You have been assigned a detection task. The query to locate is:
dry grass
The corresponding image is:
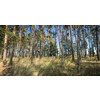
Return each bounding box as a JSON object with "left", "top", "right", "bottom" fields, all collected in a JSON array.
[{"left": 0, "top": 55, "right": 100, "bottom": 76}]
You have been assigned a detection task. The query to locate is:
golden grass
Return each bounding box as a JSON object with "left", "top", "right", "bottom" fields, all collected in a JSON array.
[{"left": 0, "top": 55, "right": 100, "bottom": 76}]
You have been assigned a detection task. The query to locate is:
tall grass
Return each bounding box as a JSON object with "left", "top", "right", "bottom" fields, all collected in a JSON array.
[{"left": 1, "top": 55, "right": 100, "bottom": 76}]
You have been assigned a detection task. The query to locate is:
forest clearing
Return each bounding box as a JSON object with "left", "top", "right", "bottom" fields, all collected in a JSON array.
[
  {"left": 0, "top": 55, "right": 100, "bottom": 76},
  {"left": 0, "top": 25, "right": 100, "bottom": 76}
]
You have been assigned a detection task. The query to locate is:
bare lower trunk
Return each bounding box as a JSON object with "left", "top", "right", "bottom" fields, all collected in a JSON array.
[
  {"left": 92, "top": 45, "right": 94, "bottom": 57},
  {"left": 17, "top": 25, "right": 24, "bottom": 61},
  {"left": 32, "top": 25, "right": 36, "bottom": 58},
  {"left": 70, "top": 25, "right": 75, "bottom": 61},
  {"left": 61, "top": 26, "right": 64, "bottom": 69},
  {"left": 8, "top": 43, "right": 14, "bottom": 66},
  {"left": 85, "top": 50, "right": 86, "bottom": 57},
  {"left": 96, "top": 25, "right": 100, "bottom": 60},
  {"left": 55, "top": 26, "right": 57, "bottom": 58},
  {"left": 1, "top": 48, "right": 4, "bottom": 59},
  {"left": 78, "top": 25, "right": 80, "bottom": 72},
  {"left": 2, "top": 25, "right": 8, "bottom": 66},
  {"left": 30, "top": 25, "right": 33, "bottom": 63},
  {"left": 41, "top": 25, "right": 44, "bottom": 58},
  {"left": 36, "top": 25, "right": 38, "bottom": 58},
  {"left": 48, "top": 28, "right": 50, "bottom": 57}
]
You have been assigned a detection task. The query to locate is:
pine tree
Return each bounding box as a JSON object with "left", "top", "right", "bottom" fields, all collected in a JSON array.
[
  {"left": 30, "top": 25, "right": 33, "bottom": 63},
  {"left": 61, "top": 25, "right": 64, "bottom": 69},
  {"left": 70, "top": 25, "right": 74, "bottom": 61},
  {"left": 78, "top": 25, "right": 80, "bottom": 72},
  {"left": 8, "top": 25, "right": 16, "bottom": 66},
  {"left": 2, "top": 25, "right": 8, "bottom": 66}
]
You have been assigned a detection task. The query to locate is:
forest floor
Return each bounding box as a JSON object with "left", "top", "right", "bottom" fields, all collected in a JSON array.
[{"left": 0, "top": 55, "right": 100, "bottom": 76}]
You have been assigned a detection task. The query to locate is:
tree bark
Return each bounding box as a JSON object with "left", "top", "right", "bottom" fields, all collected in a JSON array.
[
  {"left": 8, "top": 25, "right": 16, "bottom": 66},
  {"left": 96, "top": 25, "right": 100, "bottom": 60},
  {"left": 30, "top": 25, "right": 33, "bottom": 63},
  {"left": 61, "top": 26, "right": 64, "bottom": 69},
  {"left": 65, "top": 29, "right": 67, "bottom": 57},
  {"left": 75, "top": 29, "right": 78, "bottom": 56},
  {"left": 39, "top": 26, "right": 42, "bottom": 59},
  {"left": 17, "top": 25, "right": 24, "bottom": 61},
  {"left": 32, "top": 25, "right": 36, "bottom": 58},
  {"left": 55, "top": 26, "right": 57, "bottom": 58},
  {"left": 48, "top": 28, "right": 50, "bottom": 57},
  {"left": 70, "top": 25, "right": 75, "bottom": 61},
  {"left": 36, "top": 25, "right": 38, "bottom": 58},
  {"left": 42, "top": 25, "right": 44, "bottom": 57},
  {"left": 2, "top": 25, "right": 8, "bottom": 66},
  {"left": 78, "top": 25, "right": 80, "bottom": 72}
]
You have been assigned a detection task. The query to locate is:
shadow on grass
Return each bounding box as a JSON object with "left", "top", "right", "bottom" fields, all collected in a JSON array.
[
  {"left": 38, "top": 60, "right": 79, "bottom": 76},
  {"left": 1, "top": 58, "right": 100, "bottom": 76},
  {"left": 2, "top": 65, "right": 35, "bottom": 76},
  {"left": 79, "top": 62, "right": 100, "bottom": 76}
]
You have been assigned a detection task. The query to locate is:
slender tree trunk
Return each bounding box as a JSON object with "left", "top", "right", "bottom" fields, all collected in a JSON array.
[
  {"left": 36, "top": 25, "right": 38, "bottom": 58},
  {"left": 32, "top": 25, "right": 36, "bottom": 58},
  {"left": 42, "top": 25, "right": 44, "bottom": 57},
  {"left": 55, "top": 26, "right": 57, "bottom": 58},
  {"left": 18, "top": 25, "right": 24, "bottom": 61},
  {"left": 93, "top": 32, "right": 95, "bottom": 57},
  {"left": 61, "top": 26, "right": 64, "bottom": 69},
  {"left": 8, "top": 25, "right": 16, "bottom": 66},
  {"left": 82, "top": 27, "right": 86, "bottom": 57},
  {"left": 88, "top": 28, "right": 90, "bottom": 57},
  {"left": 8, "top": 43, "right": 13, "bottom": 66},
  {"left": 66, "top": 32, "right": 69, "bottom": 55},
  {"left": 75, "top": 29, "right": 78, "bottom": 56},
  {"left": 70, "top": 25, "right": 75, "bottom": 61},
  {"left": 78, "top": 25, "right": 80, "bottom": 72},
  {"left": 2, "top": 25, "right": 8, "bottom": 66},
  {"left": 39, "top": 26, "right": 42, "bottom": 59},
  {"left": 84, "top": 27, "right": 87, "bottom": 57},
  {"left": 1, "top": 48, "right": 4, "bottom": 59},
  {"left": 65, "top": 29, "right": 67, "bottom": 57},
  {"left": 96, "top": 25, "right": 100, "bottom": 60},
  {"left": 23, "top": 46, "right": 25, "bottom": 58},
  {"left": 30, "top": 25, "right": 33, "bottom": 64},
  {"left": 48, "top": 28, "right": 49, "bottom": 57}
]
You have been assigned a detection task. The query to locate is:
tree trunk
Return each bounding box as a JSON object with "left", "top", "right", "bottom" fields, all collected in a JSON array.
[
  {"left": 93, "top": 32, "right": 95, "bottom": 57},
  {"left": 75, "top": 29, "right": 78, "bottom": 56},
  {"left": 48, "top": 28, "right": 49, "bottom": 57},
  {"left": 65, "top": 29, "right": 67, "bottom": 57},
  {"left": 2, "top": 25, "right": 8, "bottom": 66},
  {"left": 61, "top": 26, "right": 64, "bottom": 69},
  {"left": 82, "top": 27, "right": 86, "bottom": 57},
  {"left": 8, "top": 25, "right": 16, "bottom": 66},
  {"left": 17, "top": 25, "right": 24, "bottom": 61},
  {"left": 96, "top": 25, "right": 100, "bottom": 60},
  {"left": 36, "top": 25, "right": 38, "bottom": 58},
  {"left": 70, "top": 25, "right": 74, "bottom": 61},
  {"left": 32, "top": 25, "right": 36, "bottom": 58},
  {"left": 8, "top": 43, "right": 14, "bottom": 66},
  {"left": 55, "top": 26, "right": 57, "bottom": 58},
  {"left": 39, "top": 26, "right": 42, "bottom": 59},
  {"left": 78, "top": 25, "right": 80, "bottom": 72},
  {"left": 88, "top": 28, "right": 90, "bottom": 57},
  {"left": 84, "top": 27, "right": 87, "bottom": 57},
  {"left": 42, "top": 25, "right": 44, "bottom": 57},
  {"left": 30, "top": 25, "right": 33, "bottom": 63},
  {"left": 1, "top": 48, "right": 4, "bottom": 59}
]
